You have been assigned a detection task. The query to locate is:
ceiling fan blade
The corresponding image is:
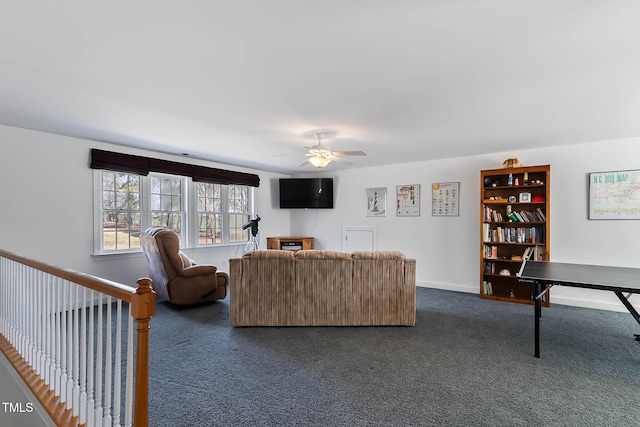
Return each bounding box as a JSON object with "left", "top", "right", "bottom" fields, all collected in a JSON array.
[
  {"left": 331, "top": 150, "right": 367, "bottom": 156},
  {"left": 298, "top": 159, "right": 311, "bottom": 166},
  {"left": 327, "top": 156, "right": 353, "bottom": 165}
]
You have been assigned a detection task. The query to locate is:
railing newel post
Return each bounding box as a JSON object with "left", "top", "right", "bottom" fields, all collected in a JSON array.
[{"left": 130, "top": 277, "right": 155, "bottom": 427}]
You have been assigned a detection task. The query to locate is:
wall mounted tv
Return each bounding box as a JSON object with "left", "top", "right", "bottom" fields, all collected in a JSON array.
[{"left": 279, "top": 178, "right": 334, "bottom": 209}]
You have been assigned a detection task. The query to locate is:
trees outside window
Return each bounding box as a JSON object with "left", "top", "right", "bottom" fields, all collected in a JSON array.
[{"left": 96, "top": 171, "right": 252, "bottom": 253}]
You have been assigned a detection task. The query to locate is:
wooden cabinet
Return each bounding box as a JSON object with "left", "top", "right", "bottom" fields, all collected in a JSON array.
[
  {"left": 480, "top": 165, "right": 550, "bottom": 306},
  {"left": 266, "top": 237, "right": 314, "bottom": 253}
]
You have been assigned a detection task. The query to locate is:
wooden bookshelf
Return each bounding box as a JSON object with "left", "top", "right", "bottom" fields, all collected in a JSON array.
[{"left": 480, "top": 165, "right": 550, "bottom": 306}]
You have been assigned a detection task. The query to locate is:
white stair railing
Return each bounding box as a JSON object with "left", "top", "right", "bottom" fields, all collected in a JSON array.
[{"left": 0, "top": 249, "right": 155, "bottom": 427}]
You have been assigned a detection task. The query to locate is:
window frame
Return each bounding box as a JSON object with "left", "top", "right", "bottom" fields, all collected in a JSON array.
[
  {"left": 148, "top": 173, "right": 187, "bottom": 241},
  {"left": 191, "top": 182, "right": 253, "bottom": 247},
  {"left": 93, "top": 170, "right": 254, "bottom": 255},
  {"left": 226, "top": 184, "right": 252, "bottom": 244},
  {"left": 94, "top": 170, "right": 144, "bottom": 254},
  {"left": 193, "top": 181, "right": 224, "bottom": 246}
]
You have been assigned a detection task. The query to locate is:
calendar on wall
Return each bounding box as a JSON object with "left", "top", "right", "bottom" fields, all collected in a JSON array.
[{"left": 432, "top": 182, "right": 459, "bottom": 216}]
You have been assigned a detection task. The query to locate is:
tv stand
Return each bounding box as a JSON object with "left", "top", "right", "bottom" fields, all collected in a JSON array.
[{"left": 266, "top": 237, "right": 314, "bottom": 253}]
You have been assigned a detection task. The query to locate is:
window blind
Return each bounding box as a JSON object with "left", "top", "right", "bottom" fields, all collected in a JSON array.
[{"left": 90, "top": 148, "right": 260, "bottom": 187}]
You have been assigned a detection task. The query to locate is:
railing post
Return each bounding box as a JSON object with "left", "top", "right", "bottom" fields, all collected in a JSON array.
[{"left": 130, "top": 278, "right": 155, "bottom": 427}]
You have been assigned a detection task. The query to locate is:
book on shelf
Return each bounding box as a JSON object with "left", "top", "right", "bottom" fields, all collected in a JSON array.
[
  {"left": 483, "top": 223, "right": 490, "bottom": 242},
  {"left": 484, "top": 205, "right": 546, "bottom": 224},
  {"left": 482, "top": 281, "right": 493, "bottom": 295},
  {"left": 484, "top": 262, "right": 496, "bottom": 274},
  {"left": 506, "top": 209, "right": 545, "bottom": 223},
  {"left": 485, "top": 226, "right": 545, "bottom": 244},
  {"left": 534, "top": 245, "right": 547, "bottom": 261},
  {"left": 484, "top": 205, "right": 505, "bottom": 222},
  {"left": 521, "top": 245, "right": 547, "bottom": 261},
  {"left": 484, "top": 245, "right": 498, "bottom": 258}
]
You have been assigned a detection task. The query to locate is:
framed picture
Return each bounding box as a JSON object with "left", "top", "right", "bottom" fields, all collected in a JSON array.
[
  {"left": 365, "top": 187, "right": 387, "bottom": 217},
  {"left": 519, "top": 192, "right": 531, "bottom": 203},
  {"left": 396, "top": 184, "right": 421, "bottom": 216},
  {"left": 432, "top": 182, "right": 459, "bottom": 216},
  {"left": 589, "top": 169, "right": 640, "bottom": 219}
]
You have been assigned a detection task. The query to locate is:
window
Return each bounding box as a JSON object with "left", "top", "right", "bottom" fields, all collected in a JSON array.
[
  {"left": 150, "top": 175, "right": 185, "bottom": 239},
  {"left": 197, "top": 182, "right": 222, "bottom": 245},
  {"left": 228, "top": 185, "right": 251, "bottom": 243},
  {"left": 195, "top": 183, "right": 251, "bottom": 245},
  {"left": 101, "top": 172, "right": 141, "bottom": 251},
  {"left": 95, "top": 171, "right": 252, "bottom": 253}
]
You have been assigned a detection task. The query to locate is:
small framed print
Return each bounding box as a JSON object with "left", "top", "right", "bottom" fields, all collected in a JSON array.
[
  {"left": 396, "top": 184, "right": 421, "bottom": 216},
  {"left": 365, "top": 187, "right": 387, "bottom": 217},
  {"left": 432, "top": 182, "right": 459, "bottom": 216},
  {"left": 519, "top": 192, "right": 531, "bottom": 203}
]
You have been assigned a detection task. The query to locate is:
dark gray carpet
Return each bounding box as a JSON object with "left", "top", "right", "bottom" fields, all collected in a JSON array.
[{"left": 147, "top": 288, "right": 640, "bottom": 426}]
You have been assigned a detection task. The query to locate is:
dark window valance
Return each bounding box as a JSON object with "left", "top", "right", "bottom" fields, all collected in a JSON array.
[{"left": 90, "top": 149, "right": 260, "bottom": 187}]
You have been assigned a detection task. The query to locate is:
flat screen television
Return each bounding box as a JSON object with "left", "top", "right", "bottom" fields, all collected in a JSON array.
[{"left": 279, "top": 178, "right": 334, "bottom": 209}]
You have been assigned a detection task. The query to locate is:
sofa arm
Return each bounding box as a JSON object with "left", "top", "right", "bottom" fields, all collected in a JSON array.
[
  {"left": 182, "top": 264, "right": 217, "bottom": 278},
  {"left": 404, "top": 258, "right": 416, "bottom": 283}
]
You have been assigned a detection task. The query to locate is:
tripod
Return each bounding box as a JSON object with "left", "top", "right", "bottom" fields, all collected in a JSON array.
[{"left": 243, "top": 232, "right": 259, "bottom": 253}]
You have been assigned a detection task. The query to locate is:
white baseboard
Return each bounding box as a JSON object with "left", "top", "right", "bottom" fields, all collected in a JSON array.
[
  {"left": 416, "top": 281, "right": 629, "bottom": 313},
  {"left": 549, "top": 295, "right": 627, "bottom": 313},
  {"left": 417, "top": 280, "right": 476, "bottom": 295}
]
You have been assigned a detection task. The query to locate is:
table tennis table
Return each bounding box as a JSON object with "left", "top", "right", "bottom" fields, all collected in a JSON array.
[{"left": 517, "top": 260, "right": 640, "bottom": 358}]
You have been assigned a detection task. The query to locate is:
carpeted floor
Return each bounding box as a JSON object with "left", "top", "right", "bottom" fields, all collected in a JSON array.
[{"left": 147, "top": 287, "right": 640, "bottom": 426}]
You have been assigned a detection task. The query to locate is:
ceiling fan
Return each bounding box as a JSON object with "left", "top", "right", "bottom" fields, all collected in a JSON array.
[{"left": 299, "top": 133, "right": 367, "bottom": 168}]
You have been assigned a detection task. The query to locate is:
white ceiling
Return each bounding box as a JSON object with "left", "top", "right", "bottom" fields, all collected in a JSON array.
[{"left": 2, "top": 1, "right": 640, "bottom": 174}]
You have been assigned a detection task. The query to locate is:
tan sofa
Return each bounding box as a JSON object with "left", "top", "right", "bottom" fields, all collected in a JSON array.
[{"left": 229, "top": 250, "right": 416, "bottom": 327}]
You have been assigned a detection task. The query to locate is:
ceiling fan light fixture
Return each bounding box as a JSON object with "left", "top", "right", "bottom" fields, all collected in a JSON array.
[
  {"left": 297, "top": 131, "right": 366, "bottom": 168},
  {"left": 309, "top": 156, "right": 331, "bottom": 168}
]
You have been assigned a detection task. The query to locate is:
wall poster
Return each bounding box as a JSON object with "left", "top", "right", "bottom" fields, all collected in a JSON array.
[
  {"left": 432, "top": 182, "right": 460, "bottom": 216},
  {"left": 365, "top": 187, "right": 387, "bottom": 217},
  {"left": 396, "top": 184, "right": 420, "bottom": 216},
  {"left": 589, "top": 170, "right": 640, "bottom": 219}
]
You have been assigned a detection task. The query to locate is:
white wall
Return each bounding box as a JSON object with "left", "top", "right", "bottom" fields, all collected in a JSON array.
[
  {"left": 289, "top": 137, "right": 640, "bottom": 312},
  {"left": 0, "top": 124, "right": 290, "bottom": 286},
  {"left": 2, "top": 123, "right": 639, "bottom": 312}
]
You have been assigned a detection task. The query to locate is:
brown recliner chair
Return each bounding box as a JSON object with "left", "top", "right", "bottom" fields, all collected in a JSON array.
[{"left": 140, "top": 227, "right": 228, "bottom": 305}]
